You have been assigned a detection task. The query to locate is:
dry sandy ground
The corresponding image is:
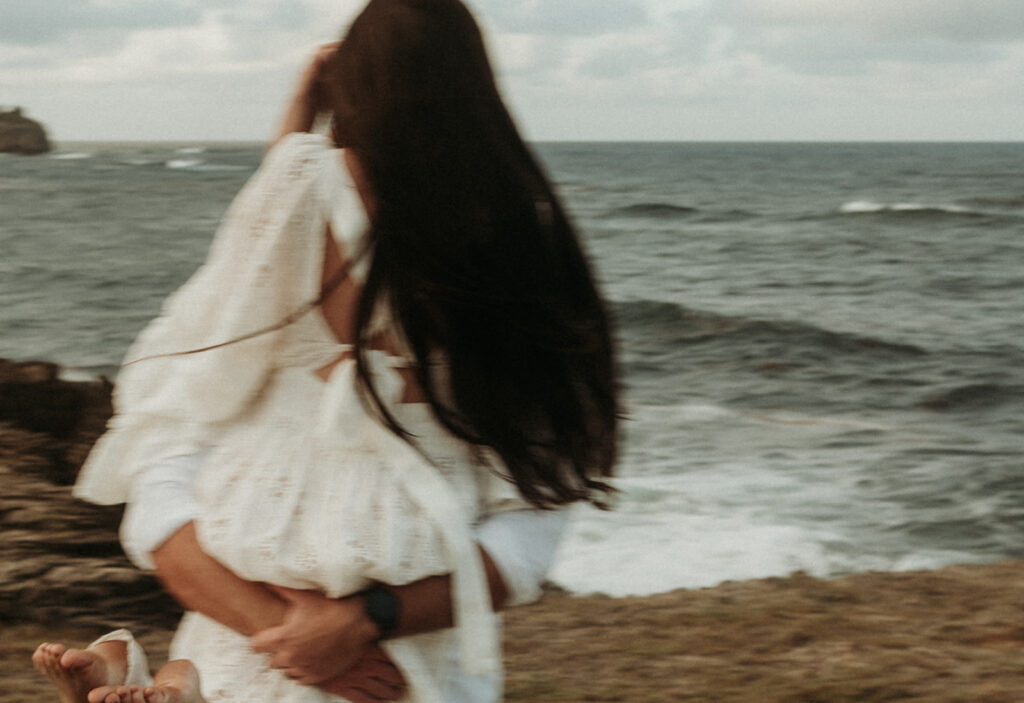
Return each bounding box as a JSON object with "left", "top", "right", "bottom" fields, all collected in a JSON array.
[{"left": 4, "top": 561, "right": 1024, "bottom": 702}]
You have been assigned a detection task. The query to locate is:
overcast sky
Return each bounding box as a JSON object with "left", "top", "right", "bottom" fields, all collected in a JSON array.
[{"left": 1, "top": 0, "right": 1022, "bottom": 142}]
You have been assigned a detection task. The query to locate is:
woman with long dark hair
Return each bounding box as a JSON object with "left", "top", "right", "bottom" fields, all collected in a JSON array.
[{"left": 33, "top": 1, "right": 618, "bottom": 702}]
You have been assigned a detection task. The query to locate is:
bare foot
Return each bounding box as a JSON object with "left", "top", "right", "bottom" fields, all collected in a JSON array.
[
  {"left": 145, "top": 660, "right": 205, "bottom": 703},
  {"left": 87, "top": 686, "right": 145, "bottom": 703},
  {"left": 142, "top": 683, "right": 199, "bottom": 703},
  {"left": 87, "top": 685, "right": 147, "bottom": 703},
  {"left": 32, "top": 642, "right": 126, "bottom": 703},
  {"left": 91, "top": 659, "right": 204, "bottom": 703}
]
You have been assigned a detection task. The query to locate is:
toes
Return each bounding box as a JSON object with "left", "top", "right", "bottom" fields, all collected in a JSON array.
[
  {"left": 31, "top": 643, "right": 50, "bottom": 669},
  {"left": 32, "top": 643, "right": 63, "bottom": 677},
  {"left": 112, "top": 685, "right": 141, "bottom": 703},
  {"left": 61, "top": 647, "right": 94, "bottom": 671},
  {"left": 46, "top": 642, "right": 69, "bottom": 658},
  {"left": 88, "top": 686, "right": 118, "bottom": 703},
  {"left": 142, "top": 687, "right": 167, "bottom": 703},
  {"left": 33, "top": 642, "right": 62, "bottom": 662}
]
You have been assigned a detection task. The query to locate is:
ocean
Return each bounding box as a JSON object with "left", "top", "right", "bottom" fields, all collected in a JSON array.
[{"left": 2, "top": 141, "right": 1023, "bottom": 596}]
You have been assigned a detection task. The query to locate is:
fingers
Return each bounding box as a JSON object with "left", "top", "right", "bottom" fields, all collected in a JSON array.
[
  {"left": 331, "top": 688, "right": 376, "bottom": 703},
  {"left": 251, "top": 636, "right": 312, "bottom": 681},
  {"left": 355, "top": 675, "right": 408, "bottom": 701},
  {"left": 317, "top": 647, "right": 407, "bottom": 702},
  {"left": 250, "top": 623, "right": 291, "bottom": 655},
  {"left": 347, "top": 646, "right": 405, "bottom": 688},
  {"left": 282, "top": 667, "right": 325, "bottom": 686},
  {"left": 316, "top": 42, "right": 341, "bottom": 59},
  {"left": 330, "top": 681, "right": 408, "bottom": 703},
  {"left": 349, "top": 658, "right": 404, "bottom": 688},
  {"left": 265, "top": 651, "right": 334, "bottom": 686}
]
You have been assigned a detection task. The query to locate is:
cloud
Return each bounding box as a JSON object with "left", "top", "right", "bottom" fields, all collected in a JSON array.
[
  {"left": 0, "top": 0, "right": 203, "bottom": 45},
  {"left": 473, "top": 0, "right": 648, "bottom": 36},
  {"left": 718, "top": 0, "right": 1024, "bottom": 44},
  {"left": 580, "top": 44, "right": 668, "bottom": 79},
  {"left": 2, "top": 0, "right": 1022, "bottom": 140},
  {"left": 0, "top": 1, "right": 328, "bottom": 87},
  {"left": 687, "top": 0, "right": 1023, "bottom": 83}
]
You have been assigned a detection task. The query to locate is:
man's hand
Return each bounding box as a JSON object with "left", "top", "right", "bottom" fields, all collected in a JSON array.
[
  {"left": 250, "top": 585, "right": 380, "bottom": 685},
  {"left": 318, "top": 646, "right": 408, "bottom": 702}
]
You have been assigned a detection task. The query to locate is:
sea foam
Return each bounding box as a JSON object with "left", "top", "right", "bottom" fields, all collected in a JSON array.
[{"left": 839, "top": 200, "right": 974, "bottom": 215}]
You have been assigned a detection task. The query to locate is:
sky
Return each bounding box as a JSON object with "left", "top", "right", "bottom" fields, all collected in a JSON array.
[{"left": 1, "top": 0, "right": 1022, "bottom": 142}]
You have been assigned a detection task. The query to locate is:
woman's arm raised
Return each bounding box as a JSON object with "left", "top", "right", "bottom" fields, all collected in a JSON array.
[{"left": 270, "top": 44, "right": 338, "bottom": 149}]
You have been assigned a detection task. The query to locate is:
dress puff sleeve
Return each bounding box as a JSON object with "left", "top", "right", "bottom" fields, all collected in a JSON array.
[{"left": 75, "top": 133, "right": 340, "bottom": 506}]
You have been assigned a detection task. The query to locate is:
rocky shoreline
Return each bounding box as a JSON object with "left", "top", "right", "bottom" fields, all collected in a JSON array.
[
  {"left": 0, "top": 359, "right": 180, "bottom": 633},
  {"left": 2, "top": 359, "right": 1022, "bottom": 701},
  {"left": 0, "top": 108, "right": 51, "bottom": 155}
]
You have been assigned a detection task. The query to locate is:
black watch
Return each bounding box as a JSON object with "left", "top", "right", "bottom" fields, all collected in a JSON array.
[{"left": 361, "top": 583, "right": 400, "bottom": 640}]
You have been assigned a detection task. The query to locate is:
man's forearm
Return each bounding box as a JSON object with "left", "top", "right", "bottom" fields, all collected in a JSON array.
[
  {"left": 378, "top": 547, "right": 509, "bottom": 639},
  {"left": 152, "top": 521, "right": 289, "bottom": 636},
  {"left": 151, "top": 521, "right": 510, "bottom": 641}
]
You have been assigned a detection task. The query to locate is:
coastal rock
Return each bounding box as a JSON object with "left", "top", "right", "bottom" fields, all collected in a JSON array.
[
  {"left": 0, "top": 359, "right": 181, "bottom": 631},
  {"left": 0, "top": 107, "right": 51, "bottom": 155}
]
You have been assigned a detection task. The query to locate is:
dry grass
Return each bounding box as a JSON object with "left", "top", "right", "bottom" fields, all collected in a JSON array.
[
  {"left": 5, "top": 562, "right": 1024, "bottom": 702},
  {"left": 502, "top": 563, "right": 1024, "bottom": 703}
]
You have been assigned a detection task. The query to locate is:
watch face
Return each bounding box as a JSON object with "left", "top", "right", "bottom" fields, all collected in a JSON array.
[{"left": 364, "top": 585, "right": 400, "bottom": 638}]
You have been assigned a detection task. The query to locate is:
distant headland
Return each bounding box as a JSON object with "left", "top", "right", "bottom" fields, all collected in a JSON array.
[{"left": 0, "top": 106, "right": 51, "bottom": 154}]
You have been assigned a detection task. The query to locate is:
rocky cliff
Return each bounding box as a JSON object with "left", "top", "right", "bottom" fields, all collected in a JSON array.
[
  {"left": 0, "top": 359, "right": 180, "bottom": 631},
  {"left": 0, "top": 108, "right": 51, "bottom": 155}
]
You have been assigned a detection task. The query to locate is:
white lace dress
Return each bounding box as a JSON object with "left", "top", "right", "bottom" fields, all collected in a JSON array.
[
  {"left": 75, "top": 133, "right": 511, "bottom": 703},
  {"left": 173, "top": 358, "right": 497, "bottom": 703}
]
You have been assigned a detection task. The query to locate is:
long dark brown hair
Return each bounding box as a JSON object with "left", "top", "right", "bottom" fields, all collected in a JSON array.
[{"left": 329, "top": 0, "right": 619, "bottom": 508}]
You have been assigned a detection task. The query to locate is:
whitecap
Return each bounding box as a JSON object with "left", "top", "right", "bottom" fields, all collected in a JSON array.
[
  {"left": 165, "top": 158, "right": 204, "bottom": 170},
  {"left": 50, "top": 152, "right": 95, "bottom": 160},
  {"left": 175, "top": 146, "right": 206, "bottom": 155},
  {"left": 838, "top": 200, "right": 885, "bottom": 213},
  {"left": 839, "top": 200, "right": 977, "bottom": 215},
  {"left": 891, "top": 202, "right": 970, "bottom": 213},
  {"left": 189, "top": 163, "right": 247, "bottom": 172},
  {"left": 549, "top": 498, "right": 841, "bottom": 596}
]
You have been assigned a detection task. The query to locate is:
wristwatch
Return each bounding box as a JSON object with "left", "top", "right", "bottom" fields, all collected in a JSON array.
[{"left": 361, "top": 583, "right": 400, "bottom": 640}]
